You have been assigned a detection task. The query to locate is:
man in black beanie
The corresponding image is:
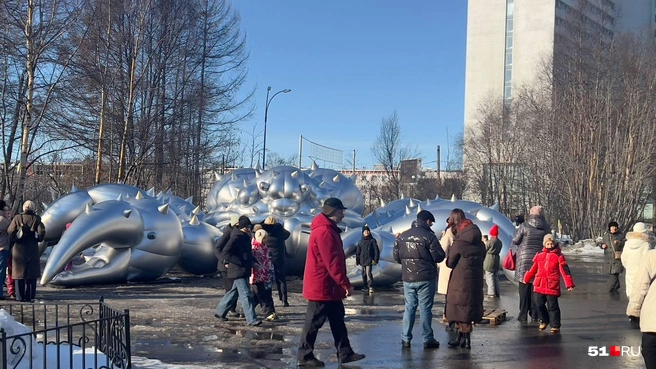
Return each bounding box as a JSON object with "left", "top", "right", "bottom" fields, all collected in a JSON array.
[
  {"left": 600, "top": 221, "right": 625, "bottom": 293},
  {"left": 394, "top": 210, "right": 445, "bottom": 349}
]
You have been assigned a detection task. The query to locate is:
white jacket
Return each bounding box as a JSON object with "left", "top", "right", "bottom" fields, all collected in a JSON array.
[
  {"left": 621, "top": 231, "right": 652, "bottom": 298},
  {"left": 626, "top": 249, "right": 656, "bottom": 332}
]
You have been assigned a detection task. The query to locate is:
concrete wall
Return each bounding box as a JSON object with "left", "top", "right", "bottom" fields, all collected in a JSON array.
[
  {"left": 463, "top": 0, "right": 507, "bottom": 133},
  {"left": 512, "top": 1, "right": 556, "bottom": 89}
]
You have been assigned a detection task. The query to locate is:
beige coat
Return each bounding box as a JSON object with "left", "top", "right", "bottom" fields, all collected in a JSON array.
[
  {"left": 626, "top": 249, "right": 656, "bottom": 332},
  {"left": 438, "top": 227, "right": 455, "bottom": 295},
  {"left": 622, "top": 231, "right": 652, "bottom": 298}
]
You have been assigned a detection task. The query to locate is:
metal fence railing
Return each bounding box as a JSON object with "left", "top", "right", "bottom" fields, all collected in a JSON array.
[{"left": 0, "top": 297, "right": 131, "bottom": 369}]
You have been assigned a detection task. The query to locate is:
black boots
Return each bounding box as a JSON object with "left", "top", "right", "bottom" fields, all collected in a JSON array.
[
  {"left": 447, "top": 332, "right": 462, "bottom": 348},
  {"left": 460, "top": 333, "right": 471, "bottom": 349},
  {"left": 447, "top": 332, "right": 471, "bottom": 349}
]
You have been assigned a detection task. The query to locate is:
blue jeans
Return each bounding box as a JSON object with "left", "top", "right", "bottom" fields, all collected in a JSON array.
[
  {"left": 0, "top": 250, "right": 8, "bottom": 298},
  {"left": 215, "top": 277, "right": 259, "bottom": 325},
  {"left": 402, "top": 279, "right": 436, "bottom": 343}
]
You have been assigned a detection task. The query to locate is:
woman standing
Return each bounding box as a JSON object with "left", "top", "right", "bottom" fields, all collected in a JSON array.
[
  {"left": 445, "top": 209, "right": 486, "bottom": 349},
  {"left": 261, "top": 216, "right": 291, "bottom": 306},
  {"left": 8, "top": 200, "right": 45, "bottom": 302},
  {"left": 622, "top": 222, "right": 653, "bottom": 299},
  {"left": 484, "top": 225, "right": 503, "bottom": 298}
]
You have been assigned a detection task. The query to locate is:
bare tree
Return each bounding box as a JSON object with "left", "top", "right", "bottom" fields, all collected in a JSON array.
[{"left": 370, "top": 111, "right": 419, "bottom": 203}]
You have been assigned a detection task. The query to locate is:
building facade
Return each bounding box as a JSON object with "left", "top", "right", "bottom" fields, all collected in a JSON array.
[{"left": 464, "top": 0, "right": 654, "bottom": 134}]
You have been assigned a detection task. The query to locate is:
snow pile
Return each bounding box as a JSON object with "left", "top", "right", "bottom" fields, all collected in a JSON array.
[
  {"left": 560, "top": 239, "right": 604, "bottom": 255},
  {"left": 1, "top": 309, "right": 211, "bottom": 369},
  {"left": 1, "top": 309, "right": 118, "bottom": 369}
]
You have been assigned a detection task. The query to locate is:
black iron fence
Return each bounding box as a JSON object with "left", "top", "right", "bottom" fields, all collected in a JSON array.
[{"left": 0, "top": 297, "right": 131, "bottom": 369}]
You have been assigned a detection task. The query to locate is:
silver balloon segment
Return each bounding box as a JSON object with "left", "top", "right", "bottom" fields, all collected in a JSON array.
[{"left": 40, "top": 164, "right": 514, "bottom": 287}]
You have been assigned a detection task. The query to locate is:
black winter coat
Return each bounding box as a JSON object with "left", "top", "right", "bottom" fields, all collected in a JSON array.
[
  {"left": 214, "top": 224, "right": 234, "bottom": 272},
  {"left": 445, "top": 222, "right": 485, "bottom": 324},
  {"left": 356, "top": 236, "right": 379, "bottom": 266},
  {"left": 393, "top": 222, "right": 445, "bottom": 282},
  {"left": 9, "top": 211, "right": 46, "bottom": 280},
  {"left": 222, "top": 227, "right": 254, "bottom": 279},
  {"left": 513, "top": 215, "right": 550, "bottom": 283},
  {"left": 261, "top": 223, "right": 290, "bottom": 264}
]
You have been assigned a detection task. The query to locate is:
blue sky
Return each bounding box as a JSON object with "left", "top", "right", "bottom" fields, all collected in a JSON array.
[{"left": 232, "top": 1, "right": 467, "bottom": 169}]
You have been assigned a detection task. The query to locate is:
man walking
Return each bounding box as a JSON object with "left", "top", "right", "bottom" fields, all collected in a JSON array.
[
  {"left": 601, "top": 221, "right": 625, "bottom": 293},
  {"left": 214, "top": 216, "right": 261, "bottom": 326},
  {"left": 393, "top": 210, "right": 445, "bottom": 349},
  {"left": 297, "top": 198, "right": 365, "bottom": 367}
]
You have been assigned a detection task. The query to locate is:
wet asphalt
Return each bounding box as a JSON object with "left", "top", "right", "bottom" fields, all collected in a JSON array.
[{"left": 20, "top": 254, "right": 647, "bottom": 369}]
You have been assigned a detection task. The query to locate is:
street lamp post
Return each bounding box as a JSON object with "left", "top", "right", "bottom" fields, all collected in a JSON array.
[{"left": 263, "top": 86, "right": 291, "bottom": 169}]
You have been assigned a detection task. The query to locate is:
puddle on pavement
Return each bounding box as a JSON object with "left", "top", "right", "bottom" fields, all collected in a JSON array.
[
  {"left": 133, "top": 337, "right": 285, "bottom": 363},
  {"left": 224, "top": 327, "right": 285, "bottom": 341}
]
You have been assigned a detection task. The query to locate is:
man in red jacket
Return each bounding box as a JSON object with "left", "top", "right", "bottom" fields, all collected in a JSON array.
[{"left": 297, "top": 198, "right": 365, "bottom": 367}]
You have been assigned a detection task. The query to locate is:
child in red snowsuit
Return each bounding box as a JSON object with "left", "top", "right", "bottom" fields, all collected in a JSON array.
[{"left": 524, "top": 234, "right": 575, "bottom": 333}]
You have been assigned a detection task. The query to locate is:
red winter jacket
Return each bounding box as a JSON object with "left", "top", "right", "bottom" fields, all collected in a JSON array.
[
  {"left": 523, "top": 245, "right": 574, "bottom": 296},
  {"left": 302, "top": 213, "right": 351, "bottom": 301}
]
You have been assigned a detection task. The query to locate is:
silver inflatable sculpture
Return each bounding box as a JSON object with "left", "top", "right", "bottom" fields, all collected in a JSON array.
[
  {"left": 346, "top": 195, "right": 516, "bottom": 287},
  {"left": 204, "top": 163, "right": 365, "bottom": 276},
  {"left": 40, "top": 185, "right": 220, "bottom": 286},
  {"left": 40, "top": 162, "right": 514, "bottom": 288}
]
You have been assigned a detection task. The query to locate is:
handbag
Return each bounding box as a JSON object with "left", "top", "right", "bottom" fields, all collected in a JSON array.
[{"left": 502, "top": 248, "right": 516, "bottom": 271}]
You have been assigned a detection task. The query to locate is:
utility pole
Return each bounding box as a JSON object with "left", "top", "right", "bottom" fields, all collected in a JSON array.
[
  {"left": 352, "top": 150, "right": 356, "bottom": 173},
  {"left": 437, "top": 145, "right": 441, "bottom": 184}
]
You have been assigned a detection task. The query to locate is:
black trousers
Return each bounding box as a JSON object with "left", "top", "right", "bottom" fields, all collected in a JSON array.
[
  {"left": 15, "top": 279, "right": 36, "bottom": 302},
  {"left": 298, "top": 300, "right": 354, "bottom": 360},
  {"left": 251, "top": 282, "right": 275, "bottom": 316},
  {"left": 362, "top": 266, "right": 374, "bottom": 288},
  {"left": 643, "top": 332, "right": 656, "bottom": 369},
  {"left": 607, "top": 273, "right": 621, "bottom": 292},
  {"left": 518, "top": 282, "right": 537, "bottom": 320},
  {"left": 272, "top": 260, "right": 288, "bottom": 303},
  {"left": 533, "top": 293, "right": 561, "bottom": 328}
]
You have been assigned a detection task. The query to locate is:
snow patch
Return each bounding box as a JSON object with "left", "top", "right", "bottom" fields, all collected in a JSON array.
[{"left": 560, "top": 239, "right": 604, "bottom": 255}]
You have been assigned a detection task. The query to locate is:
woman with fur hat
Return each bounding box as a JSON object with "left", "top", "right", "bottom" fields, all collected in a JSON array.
[
  {"left": 523, "top": 234, "right": 575, "bottom": 333},
  {"left": 622, "top": 222, "right": 654, "bottom": 299},
  {"left": 250, "top": 228, "right": 276, "bottom": 321},
  {"left": 600, "top": 221, "right": 625, "bottom": 293},
  {"left": 356, "top": 225, "right": 379, "bottom": 294}
]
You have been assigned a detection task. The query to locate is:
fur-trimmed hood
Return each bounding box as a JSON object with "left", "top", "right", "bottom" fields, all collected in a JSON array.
[
  {"left": 625, "top": 231, "right": 652, "bottom": 251},
  {"left": 626, "top": 231, "right": 650, "bottom": 242}
]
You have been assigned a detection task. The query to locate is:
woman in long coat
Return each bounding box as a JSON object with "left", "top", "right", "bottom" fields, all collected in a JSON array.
[
  {"left": 8, "top": 200, "right": 45, "bottom": 302},
  {"left": 445, "top": 208, "right": 485, "bottom": 349}
]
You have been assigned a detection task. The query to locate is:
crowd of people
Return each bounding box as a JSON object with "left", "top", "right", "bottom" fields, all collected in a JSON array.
[{"left": 1, "top": 194, "right": 653, "bottom": 367}]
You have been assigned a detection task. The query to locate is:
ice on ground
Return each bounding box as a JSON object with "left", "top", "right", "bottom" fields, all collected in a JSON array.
[{"left": 560, "top": 239, "right": 604, "bottom": 256}]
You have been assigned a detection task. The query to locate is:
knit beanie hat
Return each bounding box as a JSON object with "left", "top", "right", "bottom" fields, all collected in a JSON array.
[
  {"left": 633, "top": 222, "right": 647, "bottom": 233},
  {"left": 417, "top": 210, "right": 436, "bottom": 223},
  {"left": 608, "top": 221, "right": 619, "bottom": 231},
  {"left": 543, "top": 234, "right": 555, "bottom": 246},
  {"left": 254, "top": 229, "right": 267, "bottom": 244},
  {"left": 489, "top": 225, "right": 499, "bottom": 237},
  {"left": 529, "top": 206, "right": 544, "bottom": 216},
  {"left": 362, "top": 225, "right": 370, "bottom": 233}
]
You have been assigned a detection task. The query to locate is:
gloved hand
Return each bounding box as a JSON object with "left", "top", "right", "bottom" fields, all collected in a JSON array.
[{"left": 372, "top": 261, "right": 377, "bottom": 266}]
